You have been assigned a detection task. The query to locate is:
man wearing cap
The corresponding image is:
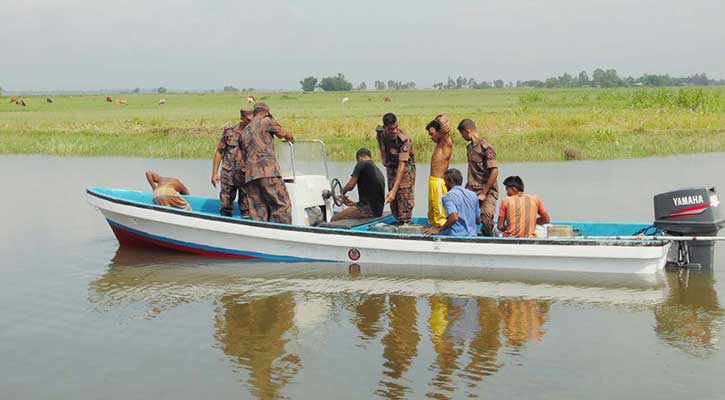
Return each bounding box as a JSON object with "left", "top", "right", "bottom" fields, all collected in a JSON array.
[
  {"left": 239, "top": 103, "right": 295, "bottom": 224},
  {"left": 212, "top": 109, "right": 253, "bottom": 217},
  {"left": 376, "top": 112, "right": 416, "bottom": 224},
  {"left": 457, "top": 118, "right": 499, "bottom": 236}
]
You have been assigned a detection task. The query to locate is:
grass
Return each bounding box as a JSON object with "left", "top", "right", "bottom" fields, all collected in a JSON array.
[{"left": 1, "top": 87, "right": 724, "bottom": 163}]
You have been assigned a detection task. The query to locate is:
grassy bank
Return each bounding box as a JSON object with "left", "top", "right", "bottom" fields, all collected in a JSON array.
[{"left": 1, "top": 87, "right": 723, "bottom": 163}]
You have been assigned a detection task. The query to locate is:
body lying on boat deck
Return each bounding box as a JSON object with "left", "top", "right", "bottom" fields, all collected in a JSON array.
[{"left": 86, "top": 187, "right": 672, "bottom": 274}]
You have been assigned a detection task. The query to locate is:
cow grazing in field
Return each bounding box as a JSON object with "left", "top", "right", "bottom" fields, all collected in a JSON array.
[
  {"left": 159, "top": 99, "right": 167, "bottom": 105},
  {"left": 46, "top": 98, "right": 53, "bottom": 103},
  {"left": 342, "top": 97, "right": 349, "bottom": 104},
  {"left": 115, "top": 98, "right": 128, "bottom": 105},
  {"left": 106, "top": 96, "right": 113, "bottom": 103},
  {"left": 383, "top": 96, "right": 392, "bottom": 102},
  {"left": 10, "top": 97, "right": 18, "bottom": 104},
  {"left": 246, "top": 96, "right": 256, "bottom": 104},
  {"left": 18, "top": 99, "right": 27, "bottom": 106}
]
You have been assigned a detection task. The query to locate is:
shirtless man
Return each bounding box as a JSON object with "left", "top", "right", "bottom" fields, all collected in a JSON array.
[
  {"left": 145, "top": 171, "right": 191, "bottom": 210},
  {"left": 426, "top": 114, "right": 453, "bottom": 227}
]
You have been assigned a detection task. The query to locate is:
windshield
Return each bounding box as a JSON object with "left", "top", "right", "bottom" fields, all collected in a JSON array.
[{"left": 276, "top": 139, "right": 329, "bottom": 180}]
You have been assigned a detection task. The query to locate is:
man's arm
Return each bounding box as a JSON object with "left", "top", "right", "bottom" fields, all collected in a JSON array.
[
  {"left": 497, "top": 201, "right": 508, "bottom": 232},
  {"left": 424, "top": 213, "right": 458, "bottom": 235},
  {"left": 479, "top": 167, "right": 498, "bottom": 201},
  {"left": 211, "top": 151, "right": 222, "bottom": 188},
  {"left": 386, "top": 159, "right": 406, "bottom": 204},
  {"left": 342, "top": 176, "right": 359, "bottom": 194},
  {"left": 176, "top": 181, "right": 190, "bottom": 195},
  {"left": 145, "top": 171, "right": 158, "bottom": 190},
  {"left": 536, "top": 199, "right": 551, "bottom": 225},
  {"left": 376, "top": 127, "right": 386, "bottom": 164},
  {"left": 269, "top": 119, "right": 295, "bottom": 143}
]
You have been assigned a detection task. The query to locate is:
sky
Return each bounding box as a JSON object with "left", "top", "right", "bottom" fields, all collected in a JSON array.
[{"left": 1, "top": 0, "right": 724, "bottom": 91}]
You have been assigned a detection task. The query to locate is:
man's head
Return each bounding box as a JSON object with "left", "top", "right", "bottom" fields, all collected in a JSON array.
[
  {"left": 503, "top": 175, "right": 525, "bottom": 196},
  {"left": 382, "top": 113, "right": 399, "bottom": 136},
  {"left": 355, "top": 147, "right": 372, "bottom": 162},
  {"left": 444, "top": 168, "right": 464, "bottom": 191},
  {"left": 253, "top": 102, "right": 271, "bottom": 118},
  {"left": 240, "top": 109, "right": 253, "bottom": 126},
  {"left": 457, "top": 119, "right": 476, "bottom": 141},
  {"left": 426, "top": 119, "right": 444, "bottom": 143}
]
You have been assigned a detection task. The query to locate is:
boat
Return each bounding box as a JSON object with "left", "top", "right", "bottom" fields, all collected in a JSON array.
[{"left": 86, "top": 140, "right": 724, "bottom": 275}]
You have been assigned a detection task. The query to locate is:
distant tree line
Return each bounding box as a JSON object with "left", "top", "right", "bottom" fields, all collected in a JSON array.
[
  {"left": 299, "top": 75, "right": 416, "bottom": 91},
  {"left": 373, "top": 80, "right": 416, "bottom": 90},
  {"left": 434, "top": 70, "right": 724, "bottom": 90}
]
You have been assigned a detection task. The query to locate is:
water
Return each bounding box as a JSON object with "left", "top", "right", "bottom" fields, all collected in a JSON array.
[{"left": 1, "top": 153, "right": 725, "bottom": 399}]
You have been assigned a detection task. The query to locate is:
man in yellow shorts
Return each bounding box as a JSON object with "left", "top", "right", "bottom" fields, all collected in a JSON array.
[{"left": 426, "top": 114, "right": 453, "bottom": 227}]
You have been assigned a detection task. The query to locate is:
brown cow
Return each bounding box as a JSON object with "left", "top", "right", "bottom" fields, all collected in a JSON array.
[
  {"left": 10, "top": 97, "right": 18, "bottom": 104},
  {"left": 115, "top": 98, "right": 128, "bottom": 105},
  {"left": 19, "top": 99, "right": 27, "bottom": 106},
  {"left": 106, "top": 96, "right": 113, "bottom": 103},
  {"left": 46, "top": 98, "right": 53, "bottom": 103},
  {"left": 383, "top": 96, "right": 392, "bottom": 102}
]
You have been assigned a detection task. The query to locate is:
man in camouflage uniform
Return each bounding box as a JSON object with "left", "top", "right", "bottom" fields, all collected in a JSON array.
[
  {"left": 457, "top": 118, "right": 499, "bottom": 236},
  {"left": 211, "top": 109, "right": 253, "bottom": 217},
  {"left": 239, "top": 103, "right": 295, "bottom": 224},
  {"left": 376, "top": 112, "right": 416, "bottom": 224}
]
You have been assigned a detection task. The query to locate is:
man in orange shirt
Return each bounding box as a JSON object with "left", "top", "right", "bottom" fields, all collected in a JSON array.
[{"left": 497, "top": 176, "right": 550, "bottom": 238}]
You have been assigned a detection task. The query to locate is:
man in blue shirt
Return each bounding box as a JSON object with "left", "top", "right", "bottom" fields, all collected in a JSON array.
[{"left": 424, "top": 168, "right": 480, "bottom": 237}]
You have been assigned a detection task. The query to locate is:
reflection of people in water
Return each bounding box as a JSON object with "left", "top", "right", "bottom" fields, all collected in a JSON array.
[
  {"left": 214, "top": 293, "right": 300, "bottom": 400},
  {"left": 499, "top": 299, "right": 550, "bottom": 347},
  {"left": 345, "top": 293, "right": 387, "bottom": 342},
  {"left": 377, "top": 295, "right": 420, "bottom": 400},
  {"left": 427, "top": 296, "right": 465, "bottom": 396},
  {"left": 655, "top": 269, "right": 723, "bottom": 353}
]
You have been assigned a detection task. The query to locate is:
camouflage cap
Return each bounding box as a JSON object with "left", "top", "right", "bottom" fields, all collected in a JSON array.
[
  {"left": 240, "top": 108, "right": 253, "bottom": 119},
  {"left": 253, "top": 102, "right": 271, "bottom": 113}
]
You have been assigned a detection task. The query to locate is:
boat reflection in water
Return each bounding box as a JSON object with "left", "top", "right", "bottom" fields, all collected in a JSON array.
[{"left": 89, "top": 248, "right": 723, "bottom": 399}]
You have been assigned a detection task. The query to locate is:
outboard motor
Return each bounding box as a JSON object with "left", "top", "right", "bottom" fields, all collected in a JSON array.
[{"left": 654, "top": 187, "right": 724, "bottom": 268}]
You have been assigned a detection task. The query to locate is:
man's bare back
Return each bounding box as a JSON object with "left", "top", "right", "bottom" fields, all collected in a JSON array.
[
  {"left": 145, "top": 171, "right": 190, "bottom": 195},
  {"left": 430, "top": 135, "right": 453, "bottom": 178}
]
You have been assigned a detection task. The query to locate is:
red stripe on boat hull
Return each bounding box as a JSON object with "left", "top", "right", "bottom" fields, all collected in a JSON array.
[{"left": 109, "top": 223, "right": 259, "bottom": 259}]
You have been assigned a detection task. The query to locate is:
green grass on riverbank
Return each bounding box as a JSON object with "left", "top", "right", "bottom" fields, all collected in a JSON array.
[{"left": 1, "top": 87, "right": 724, "bottom": 162}]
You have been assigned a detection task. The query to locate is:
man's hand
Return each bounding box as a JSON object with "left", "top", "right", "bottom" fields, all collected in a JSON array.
[
  {"left": 285, "top": 133, "right": 295, "bottom": 144},
  {"left": 342, "top": 196, "right": 354, "bottom": 207},
  {"left": 478, "top": 192, "right": 486, "bottom": 202},
  {"left": 424, "top": 227, "right": 441, "bottom": 235},
  {"left": 211, "top": 173, "right": 219, "bottom": 188},
  {"left": 386, "top": 190, "right": 397, "bottom": 204}
]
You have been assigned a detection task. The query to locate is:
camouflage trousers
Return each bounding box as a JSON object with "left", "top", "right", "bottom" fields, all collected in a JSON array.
[
  {"left": 246, "top": 177, "right": 292, "bottom": 224},
  {"left": 479, "top": 192, "right": 498, "bottom": 237},
  {"left": 391, "top": 187, "right": 414, "bottom": 224},
  {"left": 220, "top": 173, "right": 249, "bottom": 218}
]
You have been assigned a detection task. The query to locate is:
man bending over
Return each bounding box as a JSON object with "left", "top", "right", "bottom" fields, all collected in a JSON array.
[
  {"left": 145, "top": 171, "right": 191, "bottom": 210},
  {"left": 331, "top": 148, "right": 386, "bottom": 222},
  {"left": 498, "top": 176, "right": 550, "bottom": 237},
  {"left": 423, "top": 168, "right": 479, "bottom": 237}
]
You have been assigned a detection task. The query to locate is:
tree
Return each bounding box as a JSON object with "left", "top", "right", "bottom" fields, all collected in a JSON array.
[
  {"left": 578, "top": 71, "right": 590, "bottom": 87},
  {"left": 157, "top": 87, "right": 167, "bottom": 94},
  {"left": 223, "top": 85, "right": 239, "bottom": 92},
  {"left": 299, "top": 76, "right": 318, "bottom": 92},
  {"left": 374, "top": 80, "right": 386, "bottom": 90},
  {"left": 433, "top": 82, "right": 444, "bottom": 90},
  {"left": 357, "top": 81, "right": 367, "bottom": 90},
  {"left": 493, "top": 79, "right": 504, "bottom": 89},
  {"left": 317, "top": 73, "right": 353, "bottom": 91},
  {"left": 0, "top": 86, "right": 3, "bottom": 97},
  {"left": 132, "top": 87, "right": 141, "bottom": 93}
]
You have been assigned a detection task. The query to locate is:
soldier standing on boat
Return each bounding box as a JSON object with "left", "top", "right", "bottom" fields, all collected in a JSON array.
[
  {"left": 212, "top": 109, "right": 253, "bottom": 218},
  {"left": 376, "top": 113, "right": 416, "bottom": 224},
  {"left": 457, "top": 118, "right": 499, "bottom": 236},
  {"left": 239, "top": 103, "right": 295, "bottom": 224}
]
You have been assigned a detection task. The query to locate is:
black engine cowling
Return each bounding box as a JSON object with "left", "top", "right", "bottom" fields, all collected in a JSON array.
[{"left": 654, "top": 187, "right": 724, "bottom": 268}]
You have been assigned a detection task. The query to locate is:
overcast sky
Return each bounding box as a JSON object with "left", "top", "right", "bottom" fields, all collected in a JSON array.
[{"left": 2, "top": 0, "right": 724, "bottom": 91}]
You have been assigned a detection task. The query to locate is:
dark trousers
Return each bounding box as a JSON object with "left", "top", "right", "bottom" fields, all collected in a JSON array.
[{"left": 246, "top": 177, "right": 292, "bottom": 224}]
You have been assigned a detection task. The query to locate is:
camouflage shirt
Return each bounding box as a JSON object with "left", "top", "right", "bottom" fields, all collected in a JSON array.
[
  {"left": 466, "top": 138, "right": 499, "bottom": 195},
  {"left": 376, "top": 127, "right": 416, "bottom": 189},
  {"left": 217, "top": 123, "right": 245, "bottom": 175},
  {"left": 240, "top": 117, "right": 291, "bottom": 183}
]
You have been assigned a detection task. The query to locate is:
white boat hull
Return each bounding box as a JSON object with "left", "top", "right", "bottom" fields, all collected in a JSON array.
[{"left": 88, "top": 190, "right": 671, "bottom": 275}]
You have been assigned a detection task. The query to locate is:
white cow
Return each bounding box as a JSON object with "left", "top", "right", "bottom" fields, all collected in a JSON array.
[
  {"left": 246, "top": 96, "right": 256, "bottom": 104},
  {"left": 342, "top": 97, "right": 349, "bottom": 104},
  {"left": 159, "top": 99, "right": 167, "bottom": 105}
]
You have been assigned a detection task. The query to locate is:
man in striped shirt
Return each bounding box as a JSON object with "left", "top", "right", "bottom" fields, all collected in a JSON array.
[{"left": 497, "top": 176, "right": 551, "bottom": 238}]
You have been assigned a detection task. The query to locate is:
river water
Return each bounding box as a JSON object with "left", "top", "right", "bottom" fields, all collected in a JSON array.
[{"left": 1, "top": 153, "right": 725, "bottom": 399}]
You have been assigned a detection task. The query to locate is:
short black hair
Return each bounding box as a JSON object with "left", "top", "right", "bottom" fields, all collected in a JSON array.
[
  {"left": 355, "top": 148, "right": 372, "bottom": 159},
  {"left": 445, "top": 168, "right": 463, "bottom": 186},
  {"left": 426, "top": 119, "right": 441, "bottom": 132},
  {"left": 457, "top": 118, "right": 476, "bottom": 131},
  {"left": 382, "top": 113, "right": 397, "bottom": 126},
  {"left": 503, "top": 176, "right": 525, "bottom": 192}
]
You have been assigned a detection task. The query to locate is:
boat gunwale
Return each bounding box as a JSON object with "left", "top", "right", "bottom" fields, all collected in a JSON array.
[{"left": 87, "top": 188, "right": 670, "bottom": 248}]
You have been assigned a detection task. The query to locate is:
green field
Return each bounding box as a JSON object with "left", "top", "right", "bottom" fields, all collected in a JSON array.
[{"left": 1, "top": 87, "right": 723, "bottom": 163}]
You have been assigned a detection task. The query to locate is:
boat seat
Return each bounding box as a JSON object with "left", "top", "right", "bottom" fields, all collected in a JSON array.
[{"left": 318, "top": 212, "right": 391, "bottom": 229}]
